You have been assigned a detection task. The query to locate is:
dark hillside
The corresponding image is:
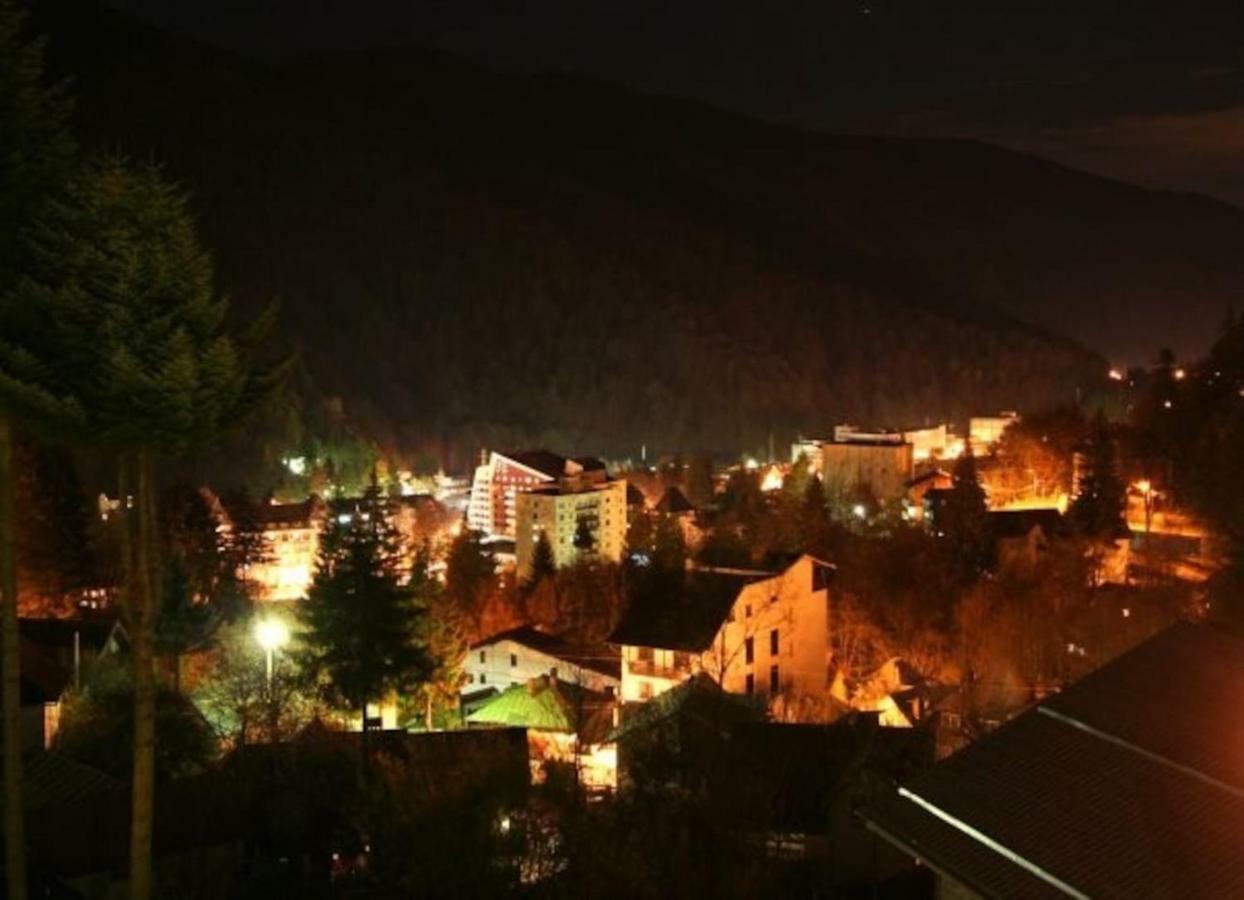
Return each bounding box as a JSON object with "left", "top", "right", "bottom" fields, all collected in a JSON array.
[{"left": 36, "top": 4, "right": 1242, "bottom": 461}]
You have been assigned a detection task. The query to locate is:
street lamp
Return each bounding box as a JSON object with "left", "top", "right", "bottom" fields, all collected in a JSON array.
[{"left": 254, "top": 617, "right": 290, "bottom": 685}]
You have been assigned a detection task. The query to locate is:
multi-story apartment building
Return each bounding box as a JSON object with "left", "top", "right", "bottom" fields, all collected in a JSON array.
[
  {"left": 514, "top": 477, "right": 627, "bottom": 580},
  {"left": 467, "top": 450, "right": 608, "bottom": 539},
  {"left": 610, "top": 555, "right": 834, "bottom": 706},
  {"left": 216, "top": 496, "right": 328, "bottom": 602}
]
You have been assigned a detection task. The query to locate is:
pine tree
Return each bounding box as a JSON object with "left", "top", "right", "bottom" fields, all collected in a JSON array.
[
  {"left": 526, "top": 530, "right": 556, "bottom": 590},
  {"left": 445, "top": 526, "right": 496, "bottom": 623},
  {"left": 572, "top": 516, "right": 596, "bottom": 553},
  {"left": 939, "top": 442, "right": 991, "bottom": 575},
  {"left": 7, "top": 157, "right": 285, "bottom": 900},
  {"left": 409, "top": 541, "right": 468, "bottom": 729},
  {"left": 297, "top": 489, "right": 433, "bottom": 744},
  {"left": 0, "top": 6, "right": 78, "bottom": 893},
  {"left": 219, "top": 488, "right": 273, "bottom": 605},
  {"left": 685, "top": 454, "right": 715, "bottom": 508},
  {"left": 1070, "top": 412, "right": 1126, "bottom": 540}
]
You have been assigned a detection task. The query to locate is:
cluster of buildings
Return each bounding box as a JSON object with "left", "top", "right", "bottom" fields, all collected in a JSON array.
[
  {"left": 788, "top": 412, "right": 1018, "bottom": 519},
  {"left": 466, "top": 450, "right": 629, "bottom": 579},
  {"left": 202, "top": 490, "right": 455, "bottom": 602}
]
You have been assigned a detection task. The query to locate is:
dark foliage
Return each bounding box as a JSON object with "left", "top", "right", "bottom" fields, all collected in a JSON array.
[
  {"left": 55, "top": 653, "right": 216, "bottom": 780},
  {"left": 296, "top": 489, "right": 434, "bottom": 721},
  {"left": 1069, "top": 412, "right": 1126, "bottom": 540}
]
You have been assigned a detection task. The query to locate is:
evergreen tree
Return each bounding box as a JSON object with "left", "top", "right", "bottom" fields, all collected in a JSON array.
[
  {"left": 408, "top": 541, "right": 468, "bottom": 729},
  {"left": 526, "top": 530, "right": 556, "bottom": 590},
  {"left": 651, "top": 513, "right": 688, "bottom": 574},
  {"left": 445, "top": 526, "right": 496, "bottom": 623},
  {"left": 0, "top": 6, "right": 77, "bottom": 892},
  {"left": 685, "top": 454, "right": 715, "bottom": 508},
  {"left": 297, "top": 489, "right": 433, "bottom": 743},
  {"left": 573, "top": 516, "right": 597, "bottom": 553},
  {"left": 154, "top": 556, "right": 213, "bottom": 695},
  {"left": 1070, "top": 412, "right": 1126, "bottom": 539},
  {"left": 783, "top": 453, "right": 812, "bottom": 503},
  {"left": 939, "top": 442, "right": 991, "bottom": 575},
  {"left": 219, "top": 487, "right": 273, "bottom": 605},
  {"left": 9, "top": 157, "right": 285, "bottom": 900}
]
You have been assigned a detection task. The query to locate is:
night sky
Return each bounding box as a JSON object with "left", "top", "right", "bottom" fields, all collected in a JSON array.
[{"left": 111, "top": 0, "right": 1244, "bottom": 207}]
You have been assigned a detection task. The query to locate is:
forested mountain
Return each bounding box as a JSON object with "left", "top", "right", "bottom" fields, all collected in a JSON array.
[{"left": 34, "top": 3, "right": 1244, "bottom": 463}]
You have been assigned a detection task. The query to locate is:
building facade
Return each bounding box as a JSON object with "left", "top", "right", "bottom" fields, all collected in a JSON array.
[
  {"left": 514, "top": 478, "right": 627, "bottom": 580},
  {"left": 820, "top": 440, "right": 915, "bottom": 504},
  {"left": 464, "top": 626, "right": 621, "bottom": 696},
  {"left": 614, "top": 555, "right": 834, "bottom": 707}
]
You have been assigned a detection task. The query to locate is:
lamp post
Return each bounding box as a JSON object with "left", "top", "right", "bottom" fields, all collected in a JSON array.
[{"left": 254, "top": 617, "right": 290, "bottom": 686}]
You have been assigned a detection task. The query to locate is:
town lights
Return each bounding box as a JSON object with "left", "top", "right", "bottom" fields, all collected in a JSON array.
[
  {"left": 852, "top": 504, "right": 867, "bottom": 520},
  {"left": 254, "top": 617, "right": 291, "bottom": 684}
]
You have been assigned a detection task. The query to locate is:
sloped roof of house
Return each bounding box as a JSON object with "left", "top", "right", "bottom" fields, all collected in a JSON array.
[
  {"left": 467, "top": 677, "right": 614, "bottom": 744},
  {"left": 504, "top": 450, "right": 569, "bottom": 479},
  {"left": 608, "top": 569, "right": 766, "bottom": 652},
  {"left": 988, "top": 508, "right": 1065, "bottom": 540},
  {"left": 605, "top": 672, "right": 763, "bottom": 744},
  {"left": 21, "top": 751, "right": 121, "bottom": 810},
  {"left": 654, "top": 486, "right": 696, "bottom": 514},
  {"left": 863, "top": 623, "right": 1244, "bottom": 899},
  {"left": 470, "top": 625, "right": 621, "bottom": 680}
]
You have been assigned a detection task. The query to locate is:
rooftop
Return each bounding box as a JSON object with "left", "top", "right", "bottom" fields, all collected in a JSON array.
[
  {"left": 609, "top": 569, "right": 767, "bottom": 652},
  {"left": 863, "top": 623, "right": 1244, "bottom": 899},
  {"left": 470, "top": 626, "right": 621, "bottom": 680}
]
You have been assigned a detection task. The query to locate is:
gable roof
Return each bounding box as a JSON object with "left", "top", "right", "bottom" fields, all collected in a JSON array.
[
  {"left": 467, "top": 677, "right": 614, "bottom": 744},
  {"left": 655, "top": 486, "right": 696, "bottom": 514},
  {"left": 470, "top": 625, "right": 621, "bottom": 681},
  {"left": 609, "top": 569, "right": 766, "bottom": 652},
  {"left": 503, "top": 450, "right": 569, "bottom": 479},
  {"left": 606, "top": 671, "right": 763, "bottom": 743},
  {"left": 863, "top": 623, "right": 1244, "bottom": 899},
  {"left": 988, "top": 508, "right": 1065, "bottom": 540}
]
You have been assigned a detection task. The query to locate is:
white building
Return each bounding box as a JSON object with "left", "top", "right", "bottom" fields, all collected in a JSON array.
[
  {"left": 611, "top": 555, "right": 834, "bottom": 706},
  {"left": 467, "top": 450, "right": 608, "bottom": 540},
  {"left": 464, "top": 626, "right": 621, "bottom": 696},
  {"left": 514, "top": 478, "right": 628, "bottom": 580}
]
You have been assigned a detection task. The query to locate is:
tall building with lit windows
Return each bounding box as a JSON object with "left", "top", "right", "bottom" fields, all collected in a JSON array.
[
  {"left": 467, "top": 450, "right": 608, "bottom": 540},
  {"left": 514, "top": 478, "right": 627, "bottom": 580}
]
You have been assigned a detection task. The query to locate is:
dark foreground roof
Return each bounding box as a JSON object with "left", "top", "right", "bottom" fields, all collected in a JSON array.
[
  {"left": 863, "top": 623, "right": 1244, "bottom": 899},
  {"left": 655, "top": 486, "right": 695, "bottom": 514},
  {"left": 471, "top": 625, "right": 621, "bottom": 680}
]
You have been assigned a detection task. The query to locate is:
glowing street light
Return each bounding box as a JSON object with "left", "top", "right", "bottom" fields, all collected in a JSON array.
[
  {"left": 852, "top": 503, "right": 867, "bottom": 520},
  {"left": 254, "top": 617, "right": 290, "bottom": 684}
]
